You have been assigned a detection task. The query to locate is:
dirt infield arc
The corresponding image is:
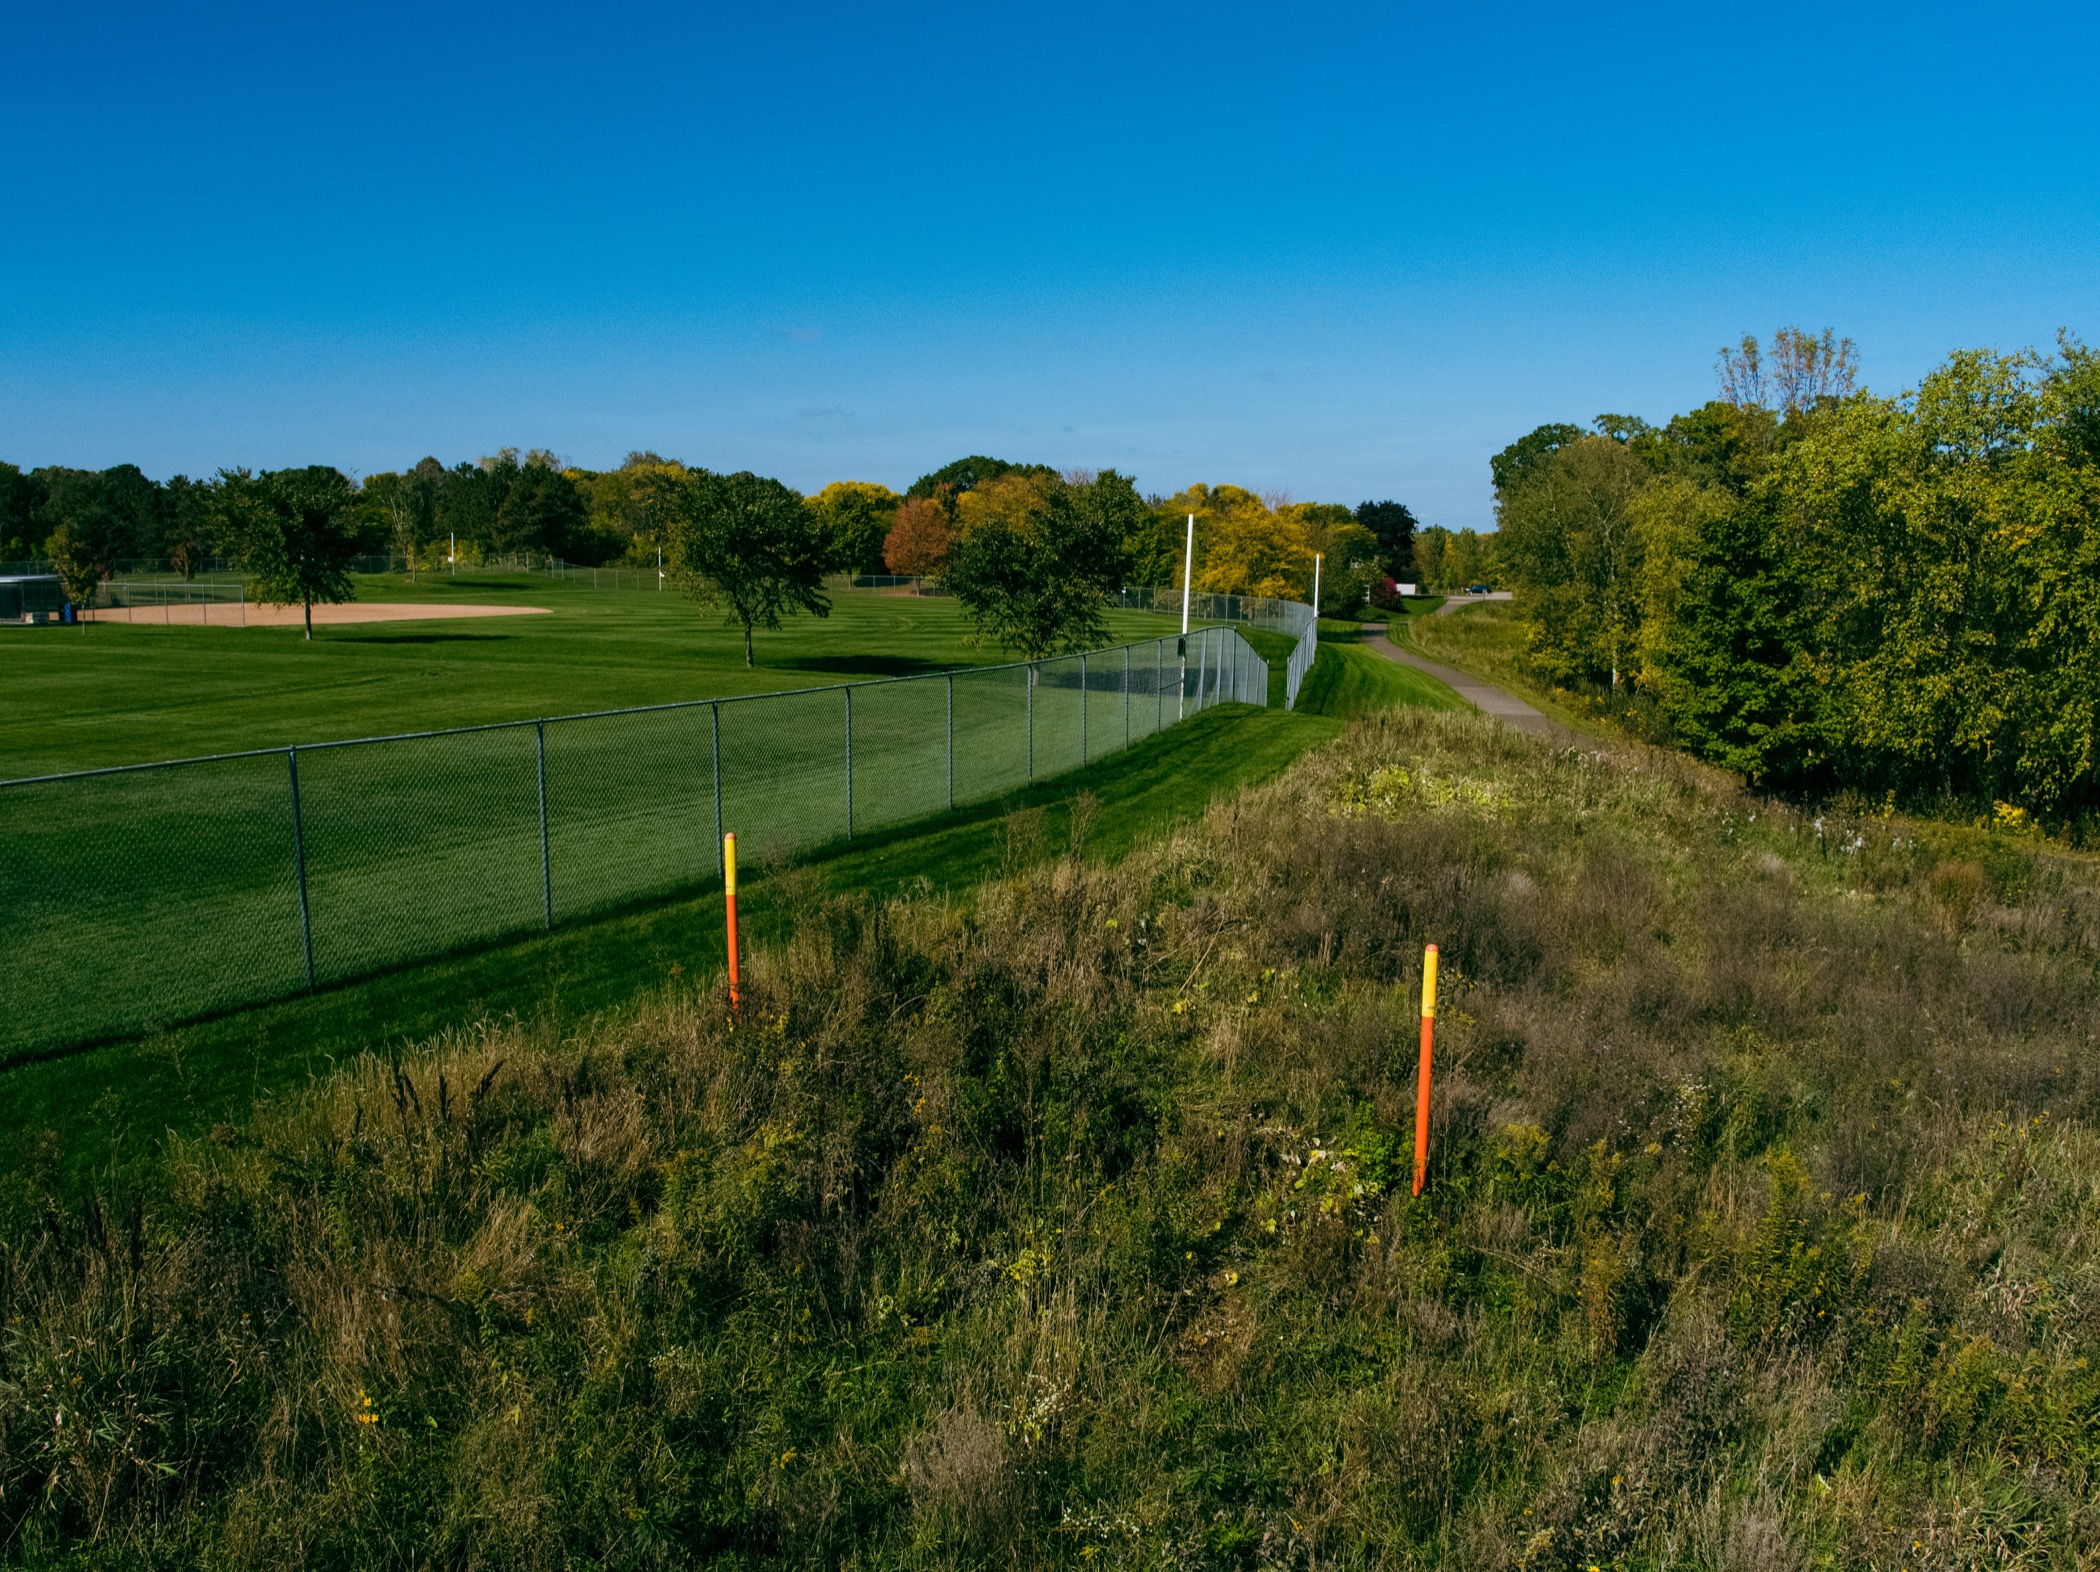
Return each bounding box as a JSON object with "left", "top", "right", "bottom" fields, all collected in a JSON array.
[{"left": 91, "top": 602, "right": 552, "bottom": 627}]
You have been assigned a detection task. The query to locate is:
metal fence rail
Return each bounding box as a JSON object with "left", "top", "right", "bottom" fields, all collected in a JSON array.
[{"left": 0, "top": 626, "right": 1269, "bottom": 1060}]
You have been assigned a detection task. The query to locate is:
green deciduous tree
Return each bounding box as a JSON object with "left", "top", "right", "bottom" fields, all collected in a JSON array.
[
  {"left": 220, "top": 466, "right": 362, "bottom": 640},
  {"left": 905, "top": 456, "right": 1054, "bottom": 511},
  {"left": 0, "top": 462, "right": 49, "bottom": 562},
  {"left": 1489, "top": 422, "right": 1585, "bottom": 496},
  {"left": 1353, "top": 499, "right": 1418, "bottom": 577},
  {"left": 945, "top": 474, "right": 1125, "bottom": 658},
  {"left": 1496, "top": 436, "right": 1650, "bottom": 687},
  {"left": 806, "top": 480, "right": 903, "bottom": 574},
  {"left": 653, "top": 469, "right": 831, "bottom": 666},
  {"left": 1650, "top": 338, "right": 2100, "bottom": 813}
]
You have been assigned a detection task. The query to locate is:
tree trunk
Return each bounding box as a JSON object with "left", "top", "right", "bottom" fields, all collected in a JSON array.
[
  {"left": 743, "top": 618, "right": 754, "bottom": 668},
  {"left": 304, "top": 598, "right": 313, "bottom": 642}
]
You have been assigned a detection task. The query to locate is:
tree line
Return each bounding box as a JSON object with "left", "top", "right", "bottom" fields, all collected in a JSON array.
[
  {"left": 2, "top": 447, "right": 1449, "bottom": 656},
  {"left": 1489, "top": 327, "right": 2100, "bottom": 817}
]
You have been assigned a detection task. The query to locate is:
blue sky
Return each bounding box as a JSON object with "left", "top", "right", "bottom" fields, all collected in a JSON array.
[{"left": 4, "top": 2, "right": 2095, "bottom": 528}]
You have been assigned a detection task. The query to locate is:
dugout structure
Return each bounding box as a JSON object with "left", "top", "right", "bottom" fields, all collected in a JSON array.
[{"left": 1, "top": 575, "right": 66, "bottom": 625}]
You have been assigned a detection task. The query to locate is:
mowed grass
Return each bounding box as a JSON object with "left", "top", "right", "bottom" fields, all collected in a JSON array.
[
  {"left": 1299, "top": 620, "right": 1468, "bottom": 719},
  {"left": 3, "top": 574, "right": 1267, "bottom": 1059},
  {"left": 0, "top": 573, "right": 1193, "bottom": 778},
  {"left": 1, "top": 631, "right": 1258, "bottom": 1058}
]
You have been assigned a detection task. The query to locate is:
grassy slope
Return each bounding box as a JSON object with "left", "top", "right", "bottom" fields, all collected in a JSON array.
[
  {"left": 0, "top": 576, "right": 1188, "bottom": 777},
  {"left": 1300, "top": 622, "right": 1466, "bottom": 719},
  {"left": 3, "top": 633, "right": 1439, "bottom": 1194},
  {"left": 8, "top": 709, "right": 2095, "bottom": 1566}
]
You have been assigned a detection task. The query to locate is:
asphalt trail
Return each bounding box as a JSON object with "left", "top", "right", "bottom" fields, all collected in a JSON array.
[{"left": 1361, "top": 621, "right": 1578, "bottom": 744}]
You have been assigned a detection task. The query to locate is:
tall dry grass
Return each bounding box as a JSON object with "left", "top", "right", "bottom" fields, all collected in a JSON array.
[{"left": 3, "top": 708, "right": 2098, "bottom": 1568}]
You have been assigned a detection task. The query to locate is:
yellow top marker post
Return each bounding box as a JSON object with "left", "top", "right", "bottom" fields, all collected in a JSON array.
[
  {"left": 723, "top": 832, "right": 738, "bottom": 895},
  {"left": 1420, "top": 943, "right": 1438, "bottom": 1019}
]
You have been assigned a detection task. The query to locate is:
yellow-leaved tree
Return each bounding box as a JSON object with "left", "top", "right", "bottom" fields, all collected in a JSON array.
[
  {"left": 806, "top": 481, "right": 903, "bottom": 575},
  {"left": 1159, "top": 483, "right": 1312, "bottom": 600},
  {"left": 951, "top": 470, "right": 1060, "bottom": 541}
]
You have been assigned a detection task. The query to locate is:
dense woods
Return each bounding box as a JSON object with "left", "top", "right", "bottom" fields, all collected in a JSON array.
[{"left": 1490, "top": 330, "right": 2100, "bottom": 821}]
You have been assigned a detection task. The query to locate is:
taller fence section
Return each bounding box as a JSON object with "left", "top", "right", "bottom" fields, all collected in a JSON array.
[
  {"left": 1115, "top": 587, "right": 1319, "bottom": 709},
  {"left": 0, "top": 627, "right": 1269, "bottom": 1061}
]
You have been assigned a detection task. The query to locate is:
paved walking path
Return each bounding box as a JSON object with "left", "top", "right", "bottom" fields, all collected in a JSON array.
[
  {"left": 1431, "top": 591, "right": 1513, "bottom": 616},
  {"left": 1360, "top": 622, "right": 1574, "bottom": 742}
]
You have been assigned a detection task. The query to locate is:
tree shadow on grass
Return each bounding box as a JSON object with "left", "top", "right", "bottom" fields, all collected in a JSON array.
[
  {"left": 335, "top": 632, "right": 516, "bottom": 645},
  {"left": 776, "top": 654, "right": 953, "bottom": 678}
]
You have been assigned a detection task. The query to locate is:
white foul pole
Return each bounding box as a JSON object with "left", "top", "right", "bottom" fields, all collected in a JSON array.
[
  {"left": 1313, "top": 552, "right": 1323, "bottom": 616},
  {"left": 1178, "top": 512, "right": 1195, "bottom": 718},
  {"left": 1180, "top": 514, "right": 1195, "bottom": 635}
]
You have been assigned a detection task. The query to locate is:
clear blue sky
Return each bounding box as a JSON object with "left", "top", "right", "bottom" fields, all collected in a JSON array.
[{"left": 4, "top": 2, "right": 2094, "bottom": 529}]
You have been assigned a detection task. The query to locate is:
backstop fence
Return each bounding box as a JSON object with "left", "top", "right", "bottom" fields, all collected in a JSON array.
[{"left": 0, "top": 626, "right": 1269, "bottom": 1060}]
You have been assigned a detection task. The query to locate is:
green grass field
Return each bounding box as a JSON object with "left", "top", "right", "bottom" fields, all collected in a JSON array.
[
  {"left": 0, "top": 572, "right": 1194, "bottom": 778},
  {"left": 1, "top": 612, "right": 1267, "bottom": 1059}
]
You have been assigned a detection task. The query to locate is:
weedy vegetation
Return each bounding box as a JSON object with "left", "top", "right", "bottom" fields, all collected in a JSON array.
[{"left": 3, "top": 708, "right": 2097, "bottom": 1568}]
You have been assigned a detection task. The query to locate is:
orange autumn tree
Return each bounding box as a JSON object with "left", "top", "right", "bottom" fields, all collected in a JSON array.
[{"left": 882, "top": 496, "right": 952, "bottom": 576}]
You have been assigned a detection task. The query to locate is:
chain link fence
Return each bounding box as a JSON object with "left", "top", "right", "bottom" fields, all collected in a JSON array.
[
  {"left": 1116, "top": 587, "right": 1318, "bottom": 708},
  {"left": 0, "top": 626, "right": 1269, "bottom": 1060}
]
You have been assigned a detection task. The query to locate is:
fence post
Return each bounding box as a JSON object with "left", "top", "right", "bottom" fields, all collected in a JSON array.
[
  {"left": 1080, "top": 652, "right": 1088, "bottom": 763},
  {"left": 1156, "top": 639, "right": 1164, "bottom": 731},
  {"left": 286, "top": 748, "right": 315, "bottom": 991},
  {"left": 1026, "top": 664, "right": 1035, "bottom": 782},
  {"left": 536, "top": 721, "right": 552, "bottom": 928},
  {"left": 1124, "top": 645, "right": 1131, "bottom": 747},
  {"left": 711, "top": 701, "right": 724, "bottom": 879},
  {"left": 844, "top": 685, "right": 854, "bottom": 838},
  {"left": 946, "top": 673, "right": 955, "bottom": 810},
  {"left": 1196, "top": 628, "right": 1208, "bottom": 711}
]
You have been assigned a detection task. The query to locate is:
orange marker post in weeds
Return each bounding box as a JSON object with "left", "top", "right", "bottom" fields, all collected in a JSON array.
[
  {"left": 1413, "top": 943, "right": 1438, "bottom": 1196},
  {"left": 723, "top": 832, "right": 742, "bottom": 1016}
]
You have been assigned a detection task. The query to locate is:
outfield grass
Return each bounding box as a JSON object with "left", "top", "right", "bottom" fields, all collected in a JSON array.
[
  {"left": 0, "top": 573, "right": 1193, "bottom": 778},
  {"left": 1, "top": 626, "right": 1262, "bottom": 1060}
]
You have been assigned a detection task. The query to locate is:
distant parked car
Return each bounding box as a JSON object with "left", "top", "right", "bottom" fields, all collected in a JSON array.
[{"left": 1464, "top": 583, "right": 1493, "bottom": 595}]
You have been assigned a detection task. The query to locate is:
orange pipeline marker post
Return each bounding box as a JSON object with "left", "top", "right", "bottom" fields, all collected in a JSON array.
[
  {"left": 1413, "top": 943, "right": 1438, "bottom": 1196},
  {"left": 723, "top": 832, "right": 742, "bottom": 1016}
]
